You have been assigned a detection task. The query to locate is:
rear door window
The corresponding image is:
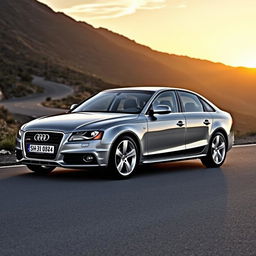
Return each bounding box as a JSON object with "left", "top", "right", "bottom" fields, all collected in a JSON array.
[{"left": 178, "top": 91, "right": 204, "bottom": 112}]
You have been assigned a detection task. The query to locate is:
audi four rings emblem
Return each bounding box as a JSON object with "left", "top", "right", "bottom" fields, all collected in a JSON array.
[{"left": 34, "top": 134, "right": 50, "bottom": 141}]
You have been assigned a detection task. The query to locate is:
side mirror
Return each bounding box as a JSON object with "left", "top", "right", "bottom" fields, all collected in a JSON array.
[
  {"left": 70, "top": 104, "right": 78, "bottom": 110},
  {"left": 152, "top": 105, "right": 172, "bottom": 115}
]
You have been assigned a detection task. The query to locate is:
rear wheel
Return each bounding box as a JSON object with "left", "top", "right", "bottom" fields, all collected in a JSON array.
[
  {"left": 109, "top": 136, "right": 138, "bottom": 178},
  {"left": 26, "top": 165, "right": 55, "bottom": 175},
  {"left": 201, "top": 132, "right": 227, "bottom": 168}
]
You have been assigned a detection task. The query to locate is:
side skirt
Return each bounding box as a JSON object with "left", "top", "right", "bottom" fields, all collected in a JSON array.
[{"left": 142, "top": 146, "right": 207, "bottom": 164}]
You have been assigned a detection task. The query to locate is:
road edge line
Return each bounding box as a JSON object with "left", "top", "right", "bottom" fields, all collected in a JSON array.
[
  {"left": 233, "top": 143, "right": 256, "bottom": 148},
  {"left": 0, "top": 165, "right": 25, "bottom": 169}
]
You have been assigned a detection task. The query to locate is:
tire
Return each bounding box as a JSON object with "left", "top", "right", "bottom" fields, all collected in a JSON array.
[
  {"left": 108, "top": 136, "right": 139, "bottom": 178},
  {"left": 26, "top": 165, "right": 55, "bottom": 175},
  {"left": 201, "top": 132, "right": 227, "bottom": 168}
]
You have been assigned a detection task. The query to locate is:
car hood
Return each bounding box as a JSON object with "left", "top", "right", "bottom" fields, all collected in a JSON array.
[{"left": 23, "top": 112, "right": 138, "bottom": 133}]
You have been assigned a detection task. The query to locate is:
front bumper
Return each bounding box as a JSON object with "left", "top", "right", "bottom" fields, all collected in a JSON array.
[{"left": 16, "top": 131, "right": 111, "bottom": 168}]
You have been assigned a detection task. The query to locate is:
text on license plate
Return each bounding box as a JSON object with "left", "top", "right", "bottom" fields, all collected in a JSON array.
[{"left": 28, "top": 144, "right": 55, "bottom": 154}]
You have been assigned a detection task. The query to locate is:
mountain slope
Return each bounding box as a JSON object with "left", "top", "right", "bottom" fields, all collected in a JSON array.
[
  {"left": 0, "top": 0, "right": 256, "bottom": 134},
  {"left": 0, "top": 0, "right": 188, "bottom": 85}
]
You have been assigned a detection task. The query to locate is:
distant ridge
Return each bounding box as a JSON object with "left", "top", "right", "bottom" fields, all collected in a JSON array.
[{"left": 0, "top": 0, "right": 256, "bottom": 134}]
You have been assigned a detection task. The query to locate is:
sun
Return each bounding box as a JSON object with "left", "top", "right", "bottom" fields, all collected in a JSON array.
[{"left": 240, "top": 59, "right": 256, "bottom": 68}]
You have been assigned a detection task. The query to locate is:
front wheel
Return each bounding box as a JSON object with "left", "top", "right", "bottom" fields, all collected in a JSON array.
[
  {"left": 201, "top": 132, "right": 227, "bottom": 168},
  {"left": 26, "top": 165, "right": 55, "bottom": 175},
  {"left": 109, "top": 136, "right": 138, "bottom": 178}
]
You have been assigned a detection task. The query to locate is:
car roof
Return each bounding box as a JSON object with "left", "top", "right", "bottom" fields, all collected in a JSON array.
[
  {"left": 104, "top": 87, "right": 219, "bottom": 110},
  {"left": 105, "top": 86, "right": 191, "bottom": 93}
]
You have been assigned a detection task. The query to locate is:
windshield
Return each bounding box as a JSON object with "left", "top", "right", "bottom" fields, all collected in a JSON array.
[{"left": 73, "top": 90, "right": 154, "bottom": 114}]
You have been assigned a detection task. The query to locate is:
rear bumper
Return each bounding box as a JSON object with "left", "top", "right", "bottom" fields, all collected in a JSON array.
[{"left": 228, "top": 130, "right": 234, "bottom": 151}]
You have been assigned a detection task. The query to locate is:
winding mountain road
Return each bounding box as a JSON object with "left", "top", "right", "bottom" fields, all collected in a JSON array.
[
  {"left": 0, "top": 145, "right": 256, "bottom": 255},
  {"left": 0, "top": 76, "right": 73, "bottom": 117}
]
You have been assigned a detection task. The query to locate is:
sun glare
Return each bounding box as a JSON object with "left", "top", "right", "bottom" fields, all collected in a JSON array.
[{"left": 242, "top": 60, "right": 256, "bottom": 68}]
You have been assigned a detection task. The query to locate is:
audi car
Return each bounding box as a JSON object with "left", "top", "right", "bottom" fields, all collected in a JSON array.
[{"left": 16, "top": 87, "right": 233, "bottom": 178}]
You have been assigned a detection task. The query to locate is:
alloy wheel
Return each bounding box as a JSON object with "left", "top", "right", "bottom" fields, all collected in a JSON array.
[
  {"left": 115, "top": 139, "right": 137, "bottom": 176},
  {"left": 211, "top": 135, "right": 226, "bottom": 164}
]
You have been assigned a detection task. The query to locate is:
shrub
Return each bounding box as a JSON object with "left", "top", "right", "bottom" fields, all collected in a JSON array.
[{"left": 0, "top": 134, "right": 16, "bottom": 151}]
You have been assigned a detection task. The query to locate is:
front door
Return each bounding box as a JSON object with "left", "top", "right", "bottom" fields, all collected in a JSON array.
[{"left": 145, "top": 91, "right": 186, "bottom": 156}]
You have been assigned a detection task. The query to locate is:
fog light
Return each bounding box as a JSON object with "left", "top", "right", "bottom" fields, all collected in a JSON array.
[{"left": 83, "top": 154, "right": 94, "bottom": 163}]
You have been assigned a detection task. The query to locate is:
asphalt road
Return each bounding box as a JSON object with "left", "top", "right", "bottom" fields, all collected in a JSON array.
[
  {"left": 0, "top": 145, "right": 256, "bottom": 256},
  {"left": 0, "top": 76, "right": 73, "bottom": 117}
]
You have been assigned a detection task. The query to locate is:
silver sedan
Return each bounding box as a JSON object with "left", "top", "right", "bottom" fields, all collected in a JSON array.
[{"left": 16, "top": 87, "right": 234, "bottom": 178}]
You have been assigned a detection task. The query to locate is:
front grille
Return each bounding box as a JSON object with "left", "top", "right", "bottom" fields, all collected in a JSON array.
[{"left": 24, "top": 132, "right": 63, "bottom": 160}]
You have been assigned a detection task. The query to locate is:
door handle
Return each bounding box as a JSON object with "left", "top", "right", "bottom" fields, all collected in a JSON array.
[
  {"left": 203, "top": 119, "right": 211, "bottom": 125},
  {"left": 176, "top": 121, "right": 184, "bottom": 127}
]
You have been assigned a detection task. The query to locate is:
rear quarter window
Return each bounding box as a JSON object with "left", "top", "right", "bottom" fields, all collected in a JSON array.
[{"left": 200, "top": 98, "right": 216, "bottom": 112}]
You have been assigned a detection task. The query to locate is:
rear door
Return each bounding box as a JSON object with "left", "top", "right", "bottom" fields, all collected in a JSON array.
[
  {"left": 177, "top": 91, "right": 213, "bottom": 150},
  {"left": 145, "top": 90, "right": 186, "bottom": 155}
]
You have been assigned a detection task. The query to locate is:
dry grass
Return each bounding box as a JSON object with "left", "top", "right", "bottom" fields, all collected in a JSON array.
[{"left": 0, "top": 107, "right": 19, "bottom": 151}]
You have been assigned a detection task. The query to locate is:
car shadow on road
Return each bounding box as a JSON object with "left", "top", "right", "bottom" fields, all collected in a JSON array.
[
  {"left": 21, "top": 167, "right": 111, "bottom": 182},
  {"left": 18, "top": 159, "right": 217, "bottom": 182},
  {"left": 137, "top": 160, "right": 205, "bottom": 176}
]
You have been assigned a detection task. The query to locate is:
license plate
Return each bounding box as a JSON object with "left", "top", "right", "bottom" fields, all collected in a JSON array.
[{"left": 28, "top": 144, "right": 55, "bottom": 154}]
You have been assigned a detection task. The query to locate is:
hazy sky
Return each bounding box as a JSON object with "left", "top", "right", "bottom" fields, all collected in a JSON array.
[{"left": 39, "top": 0, "right": 256, "bottom": 67}]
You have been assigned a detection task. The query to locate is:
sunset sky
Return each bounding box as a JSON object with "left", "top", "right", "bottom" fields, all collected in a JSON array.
[{"left": 39, "top": 0, "right": 256, "bottom": 68}]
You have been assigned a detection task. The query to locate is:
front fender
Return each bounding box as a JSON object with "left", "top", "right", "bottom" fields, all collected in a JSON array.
[{"left": 101, "top": 115, "right": 147, "bottom": 162}]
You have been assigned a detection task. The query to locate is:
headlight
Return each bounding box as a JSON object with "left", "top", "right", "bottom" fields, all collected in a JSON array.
[{"left": 69, "top": 131, "right": 103, "bottom": 141}]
